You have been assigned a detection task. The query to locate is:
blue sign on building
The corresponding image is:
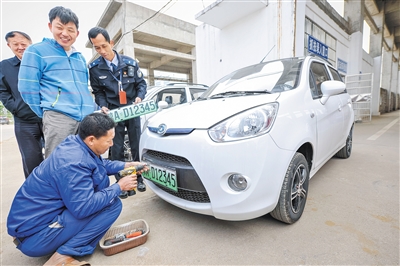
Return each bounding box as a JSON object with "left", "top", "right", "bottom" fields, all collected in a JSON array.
[
  {"left": 337, "top": 58, "right": 347, "bottom": 74},
  {"left": 308, "top": 35, "right": 328, "bottom": 60}
]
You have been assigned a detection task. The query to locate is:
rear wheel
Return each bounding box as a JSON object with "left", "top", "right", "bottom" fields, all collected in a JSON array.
[
  {"left": 335, "top": 126, "right": 353, "bottom": 159},
  {"left": 270, "top": 152, "right": 309, "bottom": 224}
]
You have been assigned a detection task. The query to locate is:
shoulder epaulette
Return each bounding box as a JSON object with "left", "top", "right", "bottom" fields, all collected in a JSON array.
[
  {"left": 122, "top": 57, "right": 137, "bottom": 67},
  {"left": 88, "top": 58, "right": 101, "bottom": 69}
]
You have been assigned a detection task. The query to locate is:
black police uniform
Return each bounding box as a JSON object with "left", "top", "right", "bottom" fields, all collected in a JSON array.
[
  {"left": 0, "top": 56, "right": 44, "bottom": 178},
  {"left": 89, "top": 52, "right": 147, "bottom": 189}
]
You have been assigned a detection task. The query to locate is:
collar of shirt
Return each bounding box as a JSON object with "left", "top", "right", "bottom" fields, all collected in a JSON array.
[{"left": 105, "top": 53, "right": 119, "bottom": 71}]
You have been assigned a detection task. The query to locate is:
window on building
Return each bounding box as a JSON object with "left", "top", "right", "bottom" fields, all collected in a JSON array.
[
  {"left": 363, "top": 21, "right": 371, "bottom": 53},
  {"left": 304, "top": 18, "right": 337, "bottom": 66}
]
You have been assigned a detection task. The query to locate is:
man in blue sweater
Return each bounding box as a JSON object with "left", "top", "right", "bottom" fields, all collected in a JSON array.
[
  {"left": 0, "top": 31, "right": 44, "bottom": 178},
  {"left": 7, "top": 113, "right": 148, "bottom": 266},
  {"left": 18, "top": 6, "right": 95, "bottom": 158}
]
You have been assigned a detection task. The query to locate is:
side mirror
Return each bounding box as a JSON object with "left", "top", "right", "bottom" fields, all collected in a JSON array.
[
  {"left": 320, "top": 80, "right": 346, "bottom": 105},
  {"left": 157, "top": 101, "right": 168, "bottom": 111}
]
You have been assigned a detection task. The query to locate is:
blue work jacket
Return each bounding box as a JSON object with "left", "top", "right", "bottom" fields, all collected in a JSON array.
[{"left": 7, "top": 135, "right": 125, "bottom": 238}]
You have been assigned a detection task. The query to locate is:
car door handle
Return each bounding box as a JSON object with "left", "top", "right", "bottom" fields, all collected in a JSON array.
[{"left": 338, "top": 105, "right": 342, "bottom": 111}]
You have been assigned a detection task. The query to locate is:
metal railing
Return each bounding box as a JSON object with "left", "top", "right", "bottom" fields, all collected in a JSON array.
[{"left": 345, "top": 73, "right": 373, "bottom": 122}]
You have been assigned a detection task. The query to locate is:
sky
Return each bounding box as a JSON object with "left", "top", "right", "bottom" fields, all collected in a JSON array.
[{"left": 0, "top": 0, "right": 214, "bottom": 62}]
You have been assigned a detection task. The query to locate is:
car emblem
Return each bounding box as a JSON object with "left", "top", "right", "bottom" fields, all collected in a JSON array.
[{"left": 157, "top": 124, "right": 168, "bottom": 136}]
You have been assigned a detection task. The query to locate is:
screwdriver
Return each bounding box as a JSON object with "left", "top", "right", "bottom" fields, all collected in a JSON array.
[{"left": 103, "top": 230, "right": 145, "bottom": 246}]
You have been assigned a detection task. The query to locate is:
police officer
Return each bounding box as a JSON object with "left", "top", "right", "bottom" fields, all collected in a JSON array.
[{"left": 88, "top": 27, "right": 147, "bottom": 194}]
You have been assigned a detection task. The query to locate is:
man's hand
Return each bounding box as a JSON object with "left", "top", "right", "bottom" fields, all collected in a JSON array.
[
  {"left": 117, "top": 174, "right": 137, "bottom": 191},
  {"left": 134, "top": 97, "right": 142, "bottom": 104},
  {"left": 101, "top": 106, "right": 110, "bottom": 114}
]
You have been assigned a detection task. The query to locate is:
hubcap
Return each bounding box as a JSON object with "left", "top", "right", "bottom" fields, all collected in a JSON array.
[
  {"left": 346, "top": 133, "right": 352, "bottom": 155},
  {"left": 290, "top": 164, "right": 307, "bottom": 213}
]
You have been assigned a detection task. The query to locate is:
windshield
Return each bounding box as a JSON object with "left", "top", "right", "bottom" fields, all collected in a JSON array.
[{"left": 201, "top": 58, "right": 303, "bottom": 98}]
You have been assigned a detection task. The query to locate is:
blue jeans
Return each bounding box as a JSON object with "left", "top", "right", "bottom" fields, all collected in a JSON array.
[{"left": 17, "top": 198, "right": 122, "bottom": 257}]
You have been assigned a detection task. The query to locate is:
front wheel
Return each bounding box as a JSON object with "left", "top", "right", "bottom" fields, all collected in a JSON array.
[{"left": 270, "top": 152, "right": 310, "bottom": 224}]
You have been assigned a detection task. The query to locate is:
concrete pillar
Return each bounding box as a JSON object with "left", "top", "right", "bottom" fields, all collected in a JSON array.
[
  {"left": 121, "top": 1, "right": 135, "bottom": 58},
  {"left": 390, "top": 50, "right": 399, "bottom": 110},
  {"left": 148, "top": 68, "right": 155, "bottom": 86},
  {"left": 191, "top": 47, "right": 197, "bottom": 83},
  {"left": 381, "top": 44, "right": 393, "bottom": 112},
  {"left": 369, "top": 10, "right": 384, "bottom": 57},
  {"left": 344, "top": 0, "right": 364, "bottom": 75},
  {"left": 369, "top": 10, "right": 384, "bottom": 115},
  {"left": 294, "top": 1, "right": 306, "bottom": 57}
]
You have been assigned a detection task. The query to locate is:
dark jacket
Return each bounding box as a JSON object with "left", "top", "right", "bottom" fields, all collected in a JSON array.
[
  {"left": 0, "top": 56, "right": 41, "bottom": 123},
  {"left": 7, "top": 134, "right": 125, "bottom": 238},
  {"left": 89, "top": 52, "right": 147, "bottom": 109}
]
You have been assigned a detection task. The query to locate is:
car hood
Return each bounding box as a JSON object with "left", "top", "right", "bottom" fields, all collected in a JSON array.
[{"left": 147, "top": 94, "right": 279, "bottom": 129}]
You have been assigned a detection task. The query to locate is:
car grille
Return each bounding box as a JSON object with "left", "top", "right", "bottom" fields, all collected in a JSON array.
[
  {"left": 142, "top": 150, "right": 210, "bottom": 203},
  {"left": 153, "top": 183, "right": 210, "bottom": 203},
  {"left": 145, "top": 150, "right": 191, "bottom": 165}
]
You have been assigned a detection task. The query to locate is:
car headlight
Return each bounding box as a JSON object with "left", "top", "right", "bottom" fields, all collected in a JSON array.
[{"left": 208, "top": 103, "right": 278, "bottom": 142}]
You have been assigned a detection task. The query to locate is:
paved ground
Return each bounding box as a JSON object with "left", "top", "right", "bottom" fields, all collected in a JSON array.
[{"left": 0, "top": 110, "right": 399, "bottom": 266}]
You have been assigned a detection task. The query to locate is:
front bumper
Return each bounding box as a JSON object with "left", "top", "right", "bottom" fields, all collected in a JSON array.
[{"left": 140, "top": 128, "right": 294, "bottom": 221}]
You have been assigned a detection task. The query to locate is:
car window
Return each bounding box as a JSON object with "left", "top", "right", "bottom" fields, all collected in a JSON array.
[
  {"left": 189, "top": 88, "right": 207, "bottom": 100},
  {"left": 152, "top": 88, "right": 185, "bottom": 107},
  {"left": 202, "top": 58, "right": 303, "bottom": 98},
  {"left": 310, "top": 62, "right": 330, "bottom": 98},
  {"left": 309, "top": 70, "right": 319, "bottom": 99},
  {"left": 328, "top": 66, "right": 342, "bottom": 82}
]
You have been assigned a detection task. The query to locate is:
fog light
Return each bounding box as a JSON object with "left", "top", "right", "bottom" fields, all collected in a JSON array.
[{"left": 228, "top": 174, "right": 248, "bottom": 191}]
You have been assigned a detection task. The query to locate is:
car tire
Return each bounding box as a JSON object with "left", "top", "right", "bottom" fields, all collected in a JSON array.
[
  {"left": 334, "top": 126, "right": 353, "bottom": 159},
  {"left": 270, "top": 152, "right": 309, "bottom": 224}
]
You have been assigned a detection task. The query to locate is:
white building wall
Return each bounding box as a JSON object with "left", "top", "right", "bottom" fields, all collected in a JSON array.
[
  {"left": 196, "top": 2, "right": 297, "bottom": 86},
  {"left": 196, "top": 1, "right": 355, "bottom": 85},
  {"left": 362, "top": 50, "right": 374, "bottom": 74}
]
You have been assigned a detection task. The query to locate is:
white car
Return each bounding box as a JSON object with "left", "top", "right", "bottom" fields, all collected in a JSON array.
[{"left": 140, "top": 56, "right": 354, "bottom": 224}]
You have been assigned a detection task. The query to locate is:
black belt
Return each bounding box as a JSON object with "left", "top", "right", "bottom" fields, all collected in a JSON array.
[{"left": 13, "top": 236, "right": 26, "bottom": 246}]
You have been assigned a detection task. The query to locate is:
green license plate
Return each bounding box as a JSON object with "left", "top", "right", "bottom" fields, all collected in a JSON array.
[
  {"left": 108, "top": 100, "right": 157, "bottom": 123},
  {"left": 142, "top": 163, "right": 178, "bottom": 192}
]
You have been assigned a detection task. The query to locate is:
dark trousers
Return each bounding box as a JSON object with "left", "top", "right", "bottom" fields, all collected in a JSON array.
[
  {"left": 14, "top": 121, "right": 44, "bottom": 178},
  {"left": 111, "top": 117, "right": 143, "bottom": 182},
  {"left": 17, "top": 198, "right": 122, "bottom": 257}
]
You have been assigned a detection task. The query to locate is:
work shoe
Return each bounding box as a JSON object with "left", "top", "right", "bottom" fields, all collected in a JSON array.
[
  {"left": 137, "top": 181, "right": 146, "bottom": 192},
  {"left": 119, "top": 190, "right": 128, "bottom": 199}
]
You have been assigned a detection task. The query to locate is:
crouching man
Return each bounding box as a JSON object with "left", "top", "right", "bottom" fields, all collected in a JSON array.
[{"left": 7, "top": 113, "right": 148, "bottom": 266}]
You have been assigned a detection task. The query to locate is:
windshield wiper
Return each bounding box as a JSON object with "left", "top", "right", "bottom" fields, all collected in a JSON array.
[{"left": 210, "top": 90, "right": 271, "bottom": 99}]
